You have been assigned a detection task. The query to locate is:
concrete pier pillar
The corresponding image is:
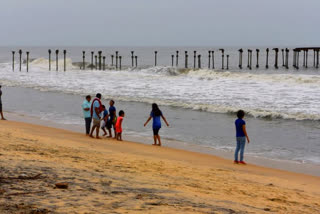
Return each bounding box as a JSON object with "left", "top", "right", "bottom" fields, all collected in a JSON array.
[
  {"left": 55, "top": 50, "right": 59, "bottom": 71},
  {"left": 154, "top": 51, "right": 157, "bottom": 66},
  {"left": 247, "top": 50, "right": 250, "bottom": 68},
  {"left": 297, "top": 51, "right": 300, "bottom": 69},
  {"left": 256, "top": 49, "right": 259, "bottom": 68},
  {"left": 306, "top": 50, "right": 308, "bottom": 68},
  {"left": 119, "top": 56, "right": 122, "bottom": 70},
  {"left": 103, "top": 56, "right": 106, "bottom": 71},
  {"left": 115, "top": 51, "right": 119, "bottom": 69},
  {"left": 91, "top": 52, "right": 94, "bottom": 70},
  {"left": 131, "top": 51, "right": 134, "bottom": 67},
  {"left": 285, "top": 48, "right": 289, "bottom": 69},
  {"left": 266, "top": 48, "right": 269, "bottom": 69},
  {"left": 135, "top": 56, "right": 138, "bottom": 67},
  {"left": 95, "top": 55, "right": 97, "bottom": 70},
  {"left": 176, "top": 51, "right": 179, "bottom": 67},
  {"left": 303, "top": 50, "right": 306, "bottom": 67},
  {"left": 313, "top": 49, "right": 316, "bottom": 67},
  {"left": 19, "top": 49, "right": 22, "bottom": 72},
  {"left": 293, "top": 50, "right": 296, "bottom": 68},
  {"left": 12, "top": 51, "right": 15, "bottom": 71},
  {"left": 111, "top": 55, "right": 114, "bottom": 66},
  {"left": 211, "top": 51, "right": 215, "bottom": 69},
  {"left": 238, "top": 49, "right": 243, "bottom": 69},
  {"left": 249, "top": 50, "right": 252, "bottom": 70},
  {"left": 198, "top": 55, "right": 201, "bottom": 69},
  {"left": 226, "top": 55, "right": 229, "bottom": 70},
  {"left": 63, "top": 50, "right": 66, "bottom": 71},
  {"left": 193, "top": 51, "right": 196, "bottom": 69},
  {"left": 26, "top": 51, "right": 29, "bottom": 72},
  {"left": 219, "top": 49, "right": 224, "bottom": 70},
  {"left": 273, "top": 48, "right": 279, "bottom": 69},
  {"left": 317, "top": 49, "right": 319, "bottom": 68},
  {"left": 185, "top": 51, "right": 188, "bottom": 69},
  {"left": 82, "top": 51, "right": 85, "bottom": 70},
  {"left": 171, "top": 55, "right": 174, "bottom": 67},
  {"left": 98, "top": 51, "right": 102, "bottom": 70},
  {"left": 48, "top": 49, "right": 51, "bottom": 71},
  {"left": 281, "top": 49, "right": 285, "bottom": 67},
  {"left": 208, "top": 51, "right": 211, "bottom": 69}
]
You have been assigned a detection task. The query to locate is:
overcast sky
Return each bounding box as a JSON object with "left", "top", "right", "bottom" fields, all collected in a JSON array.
[{"left": 0, "top": 0, "right": 319, "bottom": 46}]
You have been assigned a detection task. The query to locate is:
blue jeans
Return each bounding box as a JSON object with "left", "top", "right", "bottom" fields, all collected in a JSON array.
[{"left": 234, "top": 137, "right": 246, "bottom": 161}]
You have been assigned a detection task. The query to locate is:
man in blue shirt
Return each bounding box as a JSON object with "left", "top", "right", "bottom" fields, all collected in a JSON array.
[
  {"left": 89, "top": 93, "right": 102, "bottom": 139},
  {"left": 234, "top": 110, "right": 250, "bottom": 164},
  {"left": 82, "top": 95, "right": 91, "bottom": 135}
]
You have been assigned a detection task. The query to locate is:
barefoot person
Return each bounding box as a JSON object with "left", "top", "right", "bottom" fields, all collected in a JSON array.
[
  {"left": 106, "top": 100, "right": 116, "bottom": 138},
  {"left": 234, "top": 110, "right": 250, "bottom": 164},
  {"left": 115, "top": 110, "right": 125, "bottom": 141},
  {"left": 89, "top": 93, "right": 103, "bottom": 139},
  {"left": 82, "top": 95, "right": 92, "bottom": 135},
  {"left": 101, "top": 105, "right": 109, "bottom": 136},
  {"left": 144, "top": 103, "right": 169, "bottom": 146},
  {"left": 0, "top": 85, "right": 6, "bottom": 120}
]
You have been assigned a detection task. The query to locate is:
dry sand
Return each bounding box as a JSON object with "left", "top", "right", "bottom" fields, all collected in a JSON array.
[{"left": 0, "top": 120, "right": 319, "bottom": 214}]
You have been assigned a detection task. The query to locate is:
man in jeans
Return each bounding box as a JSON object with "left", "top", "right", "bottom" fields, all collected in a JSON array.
[{"left": 82, "top": 95, "right": 92, "bottom": 135}]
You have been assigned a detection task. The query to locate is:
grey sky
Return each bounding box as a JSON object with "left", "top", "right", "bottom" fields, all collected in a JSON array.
[{"left": 0, "top": 0, "right": 319, "bottom": 46}]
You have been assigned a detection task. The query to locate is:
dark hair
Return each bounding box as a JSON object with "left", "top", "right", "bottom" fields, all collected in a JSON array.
[
  {"left": 152, "top": 103, "right": 161, "bottom": 116},
  {"left": 86, "top": 95, "right": 91, "bottom": 99},
  {"left": 102, "top": 105, "right": 105, "bottom": 109},
  {"left": 96, "top": 93, "right": 102, "bottom": 99},
  {"left": 110, "top": 100, "right": 115, "bottom": 105},
  {"left": 237, "top": 110, "right": 245, "bottom": 119},
  {"left": 119, "top": 110, "right": 124, "bottom": 116}
]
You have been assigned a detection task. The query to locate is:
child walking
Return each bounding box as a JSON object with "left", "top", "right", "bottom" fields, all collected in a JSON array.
[
  {"left": 234, "top": 110, "right": 250, "bottom": 164},
  {"left": 144, "top": 103, "right": 169, "bottom": 146},
  {"left": 115, "top": 110, "right": 125, "bottom": 141},
  {"left": 101, "top": 105, "right": 109, "bottom": 136}
]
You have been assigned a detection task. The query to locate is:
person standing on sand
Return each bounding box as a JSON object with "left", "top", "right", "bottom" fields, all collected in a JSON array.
[
  {"left": 144, "top": 103, "right": 169, "bottom": 146},
  {"left": 89, "top": 93, "right": 103, "bottom": 139},
  {"left": 115, "top": 110, "right": 125, "bottom": 141},
  {"left": 82, "top": 95, "right": 92, "bottom": 135},
  {"left": 106, "top": 100, "right": 117, "bottom": 138},
  {"left": 0, "top": 85, "right": 6, "bottom": 120},
  {"left": 234, "top": 110, "right": 250, "bottom": 164}
]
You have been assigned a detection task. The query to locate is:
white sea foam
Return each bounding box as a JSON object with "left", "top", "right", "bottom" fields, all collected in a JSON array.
[{"left": 1, "top": 61, "right": 320, "bottom": 121}]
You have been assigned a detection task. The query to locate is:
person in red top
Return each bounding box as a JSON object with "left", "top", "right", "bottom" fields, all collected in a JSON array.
[{"left": 115, "top": 110, "right": 125, "bottom": 141}]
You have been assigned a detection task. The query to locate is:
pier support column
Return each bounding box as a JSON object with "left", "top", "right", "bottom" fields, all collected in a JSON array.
[
  {"left": 185, "top": 51, "right": 188, "bottom": 69},
  {"left": 95, "top": 55, "right": 97, "bottom": 70},
  {"left": 154, "top": 51, "right": 157, "bottom": 66},
  {"left": 12, "top": 51, "right": 15, "bottom": 71},
  {"left": 19, "top": 49, "right": 22, "bottom": 72},
  {"left": 306, "top": 50, "right": 308, "bottom": 68},
  {"left": 266, "top": 48, "right": 269, "bottom": 69},
  {"left": 303, "top": 50, "right": 306, "bottom": 68},
  {"left": 281, "top": 49, "right": 285, "bottom": 67},
  {"left": 273, "top": 48, "right": 279, "bottom": 69},
  {"left": 211, "top": 51, "right": 215, "bottom": 69},
  {"left": 48, "top": 49, "right": 52, "bottom": 71},
  {"left": 285, "top": 48, "right": 289, "bottom": 69},
  {"left": 119, "top": 56, "right": 122, "bottom": 70},
  {"left": 256, "top": 49, "right": 259, "bottom": 68},
  {"left": 247, "top": 49, "right": 250, "bottom": 68},
  {"left": 176, "top": 51, "right": 179, "bottom": 67},
  {"left": 26, "top": 51, "right": 29, "bottom": 72},
  {"left": 313, "top": 49, "right": 316, "bottom": 67},
  {"left": 131, "top": 51, "right": 134, "bottom": 67},
  {"left": 226, "top": 55, "right": 229, "bottom": 70},
  {"left": 316, "top": 49, "right": 319, "bottom": 68},
  {"left": 91, "top": 52, "right": 94, "bottom": 70},
  {"left": 103, "top": 56, "right": 106, "bottom": 71},
  {"left": 63, "top": 50, "right": 66, "bottom": 71},
  {"left": 98, "top": 51, "right": 102, "bottom": 70},
  {"left": 208, "top": 51, "right": 211, "bottom": 69},
  {"left": 249, "top": 50, "right": 252, "bottom": 70},
  {"left": 115, "top": 51, "right": 119, "bottom": 70},
  {"left": 171, "top": 55, "right": 174, "bottom": 67},
  {"left": 82, "top": 51, "right": 85, "bottom": 70},
  {"left": 219, "top": 49, "right": 224, "bottom": 70},
  {"left": 198, "top": 55, "right": 201, "bottom": 69},
  {"left": 297, "top": 51, "right": 300, "bottom": 69},
  {"left": 111, "top": 55, "right": 114, "bottom": 66},
  {"left": 135, "top": 56, "right": 138, "bottom": 67},
  {"left": 238, "top": 49, "right": 243, "bottom": 69},
  {"left": 293, "top": 50, "right": 296, "bottom": 68},
  {"left": 55, "top": 50, "right": 59, "bottom": 71},
  {"left": 193, "top": 51, "right": 196, "bottom": 70}
]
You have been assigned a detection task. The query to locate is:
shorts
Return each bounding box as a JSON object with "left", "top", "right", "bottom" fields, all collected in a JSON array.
[
  {"left": 153, "top": 128, "right": 160, "bottom": 136},
  {"left": 106, "top": 120, "right": 114, "bottom": 129},
  {"left": 92, "top": 118, "right": 101, "bottom": 127},
  {"left": 0, "top": 103, "right": 2, "bottom": 112},
  {"left": 101, "top": 121, "right": 107, "bottom": 129}
]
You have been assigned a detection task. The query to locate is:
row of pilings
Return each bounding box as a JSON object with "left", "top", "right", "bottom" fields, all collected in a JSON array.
[{"left": 10, "top": 48, "right": 320, "bottom": 71}]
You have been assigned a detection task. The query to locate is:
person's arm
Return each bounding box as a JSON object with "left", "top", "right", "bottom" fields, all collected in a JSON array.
[
  {"left": 242, "top": 125, "right": 250, "bottom": 143},
  {"left": 144, "top": 116, "right": 152, "bottom": 127},
  {"left": 161, "top": 115, "right": 169, "bottom": 127},
  {"left": 104, "top": 113, "right": 109, "bottom": 121}
]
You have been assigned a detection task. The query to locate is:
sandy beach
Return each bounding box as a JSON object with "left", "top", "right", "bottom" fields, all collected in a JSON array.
[{"left": 0, "top": 120, "right": 319, "bottom": 213}]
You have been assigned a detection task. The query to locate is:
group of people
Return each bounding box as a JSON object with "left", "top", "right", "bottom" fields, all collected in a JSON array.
[{"left": 81, "top": 94, "right": 170, "bottom": 146}]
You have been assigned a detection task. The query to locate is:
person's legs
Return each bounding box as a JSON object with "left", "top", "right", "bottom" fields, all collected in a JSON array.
[
  {"left": 85, "top": 117, "right": 91, "bottom": 135},
  {"left": 89, "top": 125, "right": 97, "bottom": 137},
  {"left": 95, "top": 122, "right": 101, "bottom": 139},
  {"left": 239, "top": 137, "right": 246, "bottom": 162},
  {"left": 157, "top": 135, "right": 162, "bottom": 146},
  {"left": 152, "top": 129, "right": 159, "bottom": 145},
  {"left": 234, "top": 138, "right": 241, "bottom": 161},
  {"left": 0, "top": 104, "right": 5, "bottom": 120}
]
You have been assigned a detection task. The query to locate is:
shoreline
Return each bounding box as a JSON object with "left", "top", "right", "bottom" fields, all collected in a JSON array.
[
  {"left": 0, "top": 119, "right": 319, "bottom": 213},
  {"left": 4, "top": 111, "right": 320, "bottom": 177}
]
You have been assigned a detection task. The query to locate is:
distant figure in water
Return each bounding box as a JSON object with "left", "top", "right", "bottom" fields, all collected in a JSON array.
[
  {"left": 115, "top": 110, "right": 125, "bottom": 141},
  {"left": 101, "top": 105, "right": 109, "bottom": 136},
  {"left": 144, "top": 103, "right": 169, "bottom": 146},
  {"left": 90, "top": 93, "right": 103, "bottom": 139},
  {"left": 106, "top": 100, "right": 117, "bottom": 138},
  {"left": 82, "top": 95, "right": 91, "bottom": 135},
  {"left": 0, "top": 85, "right": 6, "bottom": 120},
  {"left": 234, "top": 110, "right": 250, "bottom": 164}
]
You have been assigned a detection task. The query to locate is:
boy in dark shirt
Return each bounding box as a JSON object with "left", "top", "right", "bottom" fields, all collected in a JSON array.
[
  {"left": 106, "top": 100, "right": 116, "bottom": 138},
  {"left": 234, "top": 110, "right": 250, "bottom": 164}
]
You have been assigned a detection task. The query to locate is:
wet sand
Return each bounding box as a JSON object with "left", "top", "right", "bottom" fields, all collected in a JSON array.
[{"left": 0, "top": 120, "right": 320, "bottom": 213}]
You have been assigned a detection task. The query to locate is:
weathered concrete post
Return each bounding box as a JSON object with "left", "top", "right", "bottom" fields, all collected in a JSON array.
[
  {"left": 281, "top": 49, "right": 285, "bottom": 67},
  {"left": 103, "top": 56, "right": 106, "bottom": 71},
  {"left": 313, "top": 49, "right": 316, "bottom": 67},
  {"left": 63, "top": 50, "right": 66, "bottom": 71},
  {"left": 95, "top": 55, "right": 97, "bottom": 70},
  {"left": 55, "top": 50, "right": 59, "bottom": 71},
  {"left": 249, "top": 50, "right": 253, "bottom": 69},
  {"left": 12, "top": 51, "right": 15, "bottom": 71},
  {"left": 154, "top": 51, "right": 157, "bottom": 66},
  {"left": 26, "top": 51, "right": 29, "bottom": 72},
  {"left": 115, "top": 51, "right": 119, "bottom": 69},
  {"left": 111, "top": 55, "right": 114, "bottom": 66},
  {"left": 247, "top": 49, "right": 250, "bottom": 68},
  {"left": 303, "top": 50, "right": 306, "bottom": 67},
  {"left": 193, "top": 51, "right": 196, "bottom": 69},
  {"left": 19, "top": 49, "right": 22, "bottom": 72},
  {"left": 266, "top": 48, "right": 269, "bottom": 69},
  {"left": 98, "top": 51, "right": 102, "bottom": 70},
  {"left": 82, "top": 51, "right": 85, "bottom": 70},
  {"left": 185, "top": 51, "right": 188, "bottom": 68},
  {"left": 208, "top": 51, "right": 211, "bottom": 69},
  {"left": 198, "top": 55, "right": 201, "bottom": 69},
  {"left": 317, "top": 49, "right": 319, "bottom": 68},
  {"left": 176, "top": 51, "right": 179, "bottom": 67},
  {"left": 135, "top": 56, "right": 138, "bottom": 67},
  {"left": 293, "top": 49, "right": 296, "bottom": 68},
  {"left": 131, "top": 51, "right": 134, "bottom": 67},
  {"left": 285, "top": 48, "right": 289, "bottom": 69},
  {"left": 171, "top": 55, "right": 174, "bottom": 67},
  {"left": 48, "top": 49, "right": 51, "bottom": 71},
  {"left": 247, "top": 49, "right": 252, "bottom": 70},
  {"left": 297, "top": 51, "right": 300, "bottom": 69},
  {"left": 211, "top": 51, "right": 215, "bottom": 69},
  {"left": 306, "top": 50, "right": 308, "bottom": 68},
  {"left": 91, "top": 51, "right": 94, "bottom": 70},
  {"left": 219, "top": 49, "right": 224, "bottom": 69},
  {"left": 226, "top": 55, "right": 229, "bottom": 70},
  {"left": 238, "top": 49, "right": 243, "bottom": 69},
  {"left": 256, "top": 49, "right": 260, "bottom": 68},
  {"left": 119, "top": 56, "right": 122, "bottom": 70},
  {"left": 273, "top": 48, "right": 279, "bottom": 69}
]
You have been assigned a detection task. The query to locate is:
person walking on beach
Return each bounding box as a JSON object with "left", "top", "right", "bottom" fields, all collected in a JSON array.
[
  {"left": 89, "top": 93, "right": 103, "bottom": 139},
  {"left": 101, "top": 105, "right": 109, "bottom": 136},
  {"left": 115, "top": 110, "right": 125, "bottom": 141},
  {"left": 144, "top": 103, "right": 169, "bottom": 146},
  {"left": 82, "top": 95, "right": 92, "bottom": 135},
  {"left": 234, "top": 110, "right": 250, "bottom": 164},
  {"left": 106, "top": 100, "right": 116, "bottom": 138},
  {"left": 0, "top": 85, "right": 6, "bottom": 120}
]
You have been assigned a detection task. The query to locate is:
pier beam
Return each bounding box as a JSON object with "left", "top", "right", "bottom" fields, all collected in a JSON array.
[
  {"left": 82, "top": 51, "right": 85, "bottom": 70},
  {"left": 198, "top": 55, "right": 201, "bottom": 69},
  {"left": 256, "top": 49, "right": 260, "bottom": 68},
  {"left": 103, "top": 56, "right": 106, "bottom": 71},
  {"left": 98, "top": 51, "right": 102, "bottom": 70},
  {"left": 176, "top": 51, "right": 179, "bottom": 67},
  {"left": 219, "top": 49, "right": 224, "bottom": 70},
  {"left": 55, "top": 50, "right": 59, "bottom": 71},
  {"left": 154, "top": 51, "right": 157, "bottom": 66},
  {"left": 91, "top": 52, "right": 94, "bottom": 70},
  {"left": 12, "top": 51, "right": 15, "bottom": 71},
  {"left": 19, "top": 49, "right": 22, "bottom": 72},
  {"left": 63, "top": 50, "right": 66, "bottom": 71},
  {"left": 26, "top": 51, "right": 29, "bottom": 72},
  {"left": 238, "top": 49, "right": 243, "bottom": 69},
  {"left": 266, "top": 48, "right": 269, "bottom": 69}
]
